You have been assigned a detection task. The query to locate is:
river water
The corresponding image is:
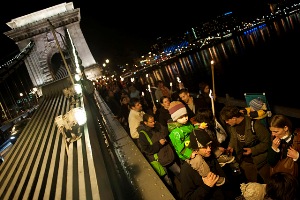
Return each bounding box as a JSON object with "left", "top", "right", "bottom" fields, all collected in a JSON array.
[{"left": 140, "top": 11, "right": 300, "bottom": 109}]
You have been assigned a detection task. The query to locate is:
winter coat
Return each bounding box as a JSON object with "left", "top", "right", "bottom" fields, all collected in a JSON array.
[
  {"left": 267, "top": 131, "right": 300, "bottom": 179},
  {"left": 158, "top": 106, "right": 171, "bottom": 128},
  {"left": 228, "top": 116, "right": 270, "bottom": 169},
  {"left": 137, "top": 122, "right": 175, "bottom": 166},
  {"left": 181, "top": 158, "right": 225, "bottom": 200},
  {"left": 168, "top": 121, "right": 195, "bottom": 160},
  {"left": 182, "top": 97, "right": 209, "bottom": 119}
]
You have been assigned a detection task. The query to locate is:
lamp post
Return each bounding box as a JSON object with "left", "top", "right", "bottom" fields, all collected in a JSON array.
[
  {"left": 102, "top": 59, "right": 110, "bottom": 76},
  {"left": 20, "top": 93, "right": 24, "bottom": 111},
  {"left": 32, "top": 87, "right": 39, "bottom": 104},
  {"left": 210, "top": 60, "right": 216, "bottom": 101}
]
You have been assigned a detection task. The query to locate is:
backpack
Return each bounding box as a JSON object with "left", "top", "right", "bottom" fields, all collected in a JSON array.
[
  {"left": 250, "top": 118, "right": 267, "bottom": 135},
  {"left": 250, "top": 119, "right": 256, "bottom": 135}
]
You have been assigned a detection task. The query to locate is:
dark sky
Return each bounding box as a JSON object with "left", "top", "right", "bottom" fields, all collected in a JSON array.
[{"left": 0, "top": 0, "right": 271, "bottom": 66}]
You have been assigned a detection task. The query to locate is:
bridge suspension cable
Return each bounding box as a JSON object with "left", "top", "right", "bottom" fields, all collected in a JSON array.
[{"left": 0, "top": 41, "right": 35, "bottom": 83}]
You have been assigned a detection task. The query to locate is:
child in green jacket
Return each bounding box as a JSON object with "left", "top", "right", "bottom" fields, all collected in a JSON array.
[
  {"left": 168, "top": 101, "right": 195, "bottom": 161},
  {"left": 168, "top": 101, "right": 225, "bottom": 186}
]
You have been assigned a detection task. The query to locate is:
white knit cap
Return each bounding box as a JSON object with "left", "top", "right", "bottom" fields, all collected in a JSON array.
[
  {"left": 168, "top": 101, "right": 187, "bottom": 121},
  {"left": 240, "top": 182, "right": 266, "bottom": 200}
]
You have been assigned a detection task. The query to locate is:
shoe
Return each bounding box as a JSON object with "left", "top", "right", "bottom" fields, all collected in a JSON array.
[
  {"left": 216, "top": 176, "right": 225, "bottom": 186},
  {"left": 217, "top": 155, "right": 235, "bottom": 167}
]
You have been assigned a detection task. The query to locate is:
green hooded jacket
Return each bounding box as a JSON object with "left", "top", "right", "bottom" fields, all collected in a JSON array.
[{"left": 168, "top": 121, "right": 195, "bottom": 160}]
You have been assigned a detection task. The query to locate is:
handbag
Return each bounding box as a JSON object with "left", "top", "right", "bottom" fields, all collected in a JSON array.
[
  {"left": 140, "top": 130, "right": 166, "bottom": 177},
  {"left": 151, "top": 159, "right": 166, "bottom": 177},
  {"left": 270, "top": 131, "right": 300, "bottom": 177},
  {"left": 270, "top": 157, "right": 298, "bottom": 177}
]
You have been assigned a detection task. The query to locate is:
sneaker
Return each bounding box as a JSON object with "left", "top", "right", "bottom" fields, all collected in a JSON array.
[
  {"left": 217, "top": 155, "right": 235, "bottom": 167},
  {"left": 216, "top": 176, "right": 225, "bottom": 186}
]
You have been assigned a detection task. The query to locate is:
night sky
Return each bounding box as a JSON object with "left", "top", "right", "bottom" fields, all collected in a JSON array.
[{"left": 0, "top": 0, "right": 271, "bottom": 66}]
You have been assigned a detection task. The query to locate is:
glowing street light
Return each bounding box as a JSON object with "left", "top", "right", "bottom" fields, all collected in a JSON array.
[
  {"left": 19, "top": 93, "right": 24, "bottom": 110},
  {"left": 32, "top": 87, "right": 39, "bottom": 104},
  {"left": 102, "top": 59, "right": 110, "bottom": 68}
]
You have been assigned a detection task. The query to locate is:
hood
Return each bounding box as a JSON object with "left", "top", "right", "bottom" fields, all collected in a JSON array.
[{"left": 167, "top": 121, "right": 193, "bottom": 132}]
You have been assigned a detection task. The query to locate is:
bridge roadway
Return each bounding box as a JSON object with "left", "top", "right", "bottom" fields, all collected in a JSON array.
[{"left": 0, "top": 77, "right": 175, "bottom": 200}]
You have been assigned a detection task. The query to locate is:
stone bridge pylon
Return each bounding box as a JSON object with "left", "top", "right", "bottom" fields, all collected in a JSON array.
[{"left": 4, "top": 2, "right": 101, "bottom": 89}]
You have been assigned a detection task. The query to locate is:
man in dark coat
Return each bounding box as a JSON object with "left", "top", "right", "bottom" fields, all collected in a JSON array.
[
  {"left": 178, "top": 88, "right": 209, "bottom": 119},
  {"left": 181, "top": 129, "right": 226, "bottom": 200},
  {"left": 137, "top": 113, "right": 181, "bottom": 188},
  {"left": 220, "top": 105, "right": 270, "bottom": 184}
]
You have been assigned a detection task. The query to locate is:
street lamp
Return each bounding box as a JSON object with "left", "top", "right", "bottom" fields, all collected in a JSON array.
[
  {"left": 102, "top": 59, "right": 110, "bottom": 76},
  {"left": 102, "top": 59, "right": 109, "bottom": 67},
  {"left": 32, "top": 87, "right": 39, "bottom": 104},
  {"left": 20, "top": 93, "right": 24, "bottom": 111}
]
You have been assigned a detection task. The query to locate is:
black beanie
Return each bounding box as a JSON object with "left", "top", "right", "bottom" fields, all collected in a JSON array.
[{"left": 189, "top": 129, "right": 212, "bottom": 150}]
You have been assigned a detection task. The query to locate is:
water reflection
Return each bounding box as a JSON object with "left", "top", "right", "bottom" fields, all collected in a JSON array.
[{"left": 139, "top": 12, "right": 300, "bottom": 108}]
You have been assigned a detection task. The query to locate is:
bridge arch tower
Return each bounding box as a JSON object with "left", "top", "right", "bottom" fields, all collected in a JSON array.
[{"left": 4, "top": 2, "right": 101, "bottom": 88}]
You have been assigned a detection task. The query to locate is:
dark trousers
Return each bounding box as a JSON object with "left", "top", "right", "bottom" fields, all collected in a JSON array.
[{"left": 240, "top": 161, "right": 270, "bottom": 183}]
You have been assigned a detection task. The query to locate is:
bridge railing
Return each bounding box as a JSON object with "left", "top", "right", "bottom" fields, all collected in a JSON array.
[
  {"left": 0, "top": 77, "right": 175, "bottom": 200},
  {"left": 92, "top": 91, "right": 175, "bottom": 199}
]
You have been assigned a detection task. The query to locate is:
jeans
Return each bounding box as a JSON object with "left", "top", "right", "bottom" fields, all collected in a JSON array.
[{"left": 165, "top": 161, "right": 181, "bottom": 182}]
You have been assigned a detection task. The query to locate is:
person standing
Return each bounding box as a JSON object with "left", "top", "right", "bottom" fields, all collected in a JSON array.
[
  {"left": 220, "top": 105, "right": 271, "bottom": 184},
  {"left": 171, "top": 82, "right": 185, "bottom": 101},
  {"left": 157, "top": 96, "right": 172, "bottom": 128},
  {"left": 106, "top": 90, "right": 121, "bottom": 116},
  {"left": 128, "top": 97, "right": 157, "bottom": 146},
  {"left": 137, "top": 113, "right": 181, "bottom": 189},
  {"left": 268, "top": 114, "right": 300, "bottom": 179},
  {"left": 179, "top": 88, "right": 209, "bottom": 119},
  {"left": 117, "top": 95, "right": 130, "bottom": 132},
  {"left": 128, "top": 98, "right": 145, "bottom": 146},
  {"left": 128, "top": 85, "right": 140, "bottom": 99},
  {"left": 155, "top": 80, "right": 171, "bottom": 103},
  {"left": 198, "top": 82, "right": 211, "bottom": 108},
  {"left": 198, "top": 82, "right": 223, "bottom": 117}
]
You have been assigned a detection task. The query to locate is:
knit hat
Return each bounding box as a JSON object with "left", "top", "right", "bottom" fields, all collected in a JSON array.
[
  {"left": 249, "top": 98, "right": 264, "bottom": 111},
  {"left": 189, "top": 129, "right": 212, "bottom": 150},
  {"left": 168, "top": 101, "right": 187, "bottom": 121},
  {"left": 240, "top": 182, "right": 266, "bottom": 200}
]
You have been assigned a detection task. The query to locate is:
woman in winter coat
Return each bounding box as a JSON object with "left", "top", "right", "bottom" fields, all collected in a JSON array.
[
  {"left": 157, "top": 96, "right": 172, "bottom": 128},
  {"left": 268, "top": 114, "right": 300, "bottom": 179}
]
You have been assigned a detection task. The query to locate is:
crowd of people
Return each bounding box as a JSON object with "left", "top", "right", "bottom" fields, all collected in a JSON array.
[{"left": 95, "top": 78, "right": 300, "bottom": 200}]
